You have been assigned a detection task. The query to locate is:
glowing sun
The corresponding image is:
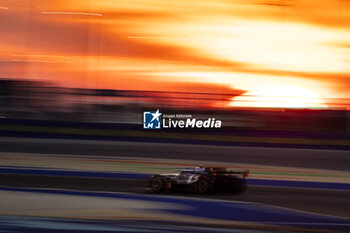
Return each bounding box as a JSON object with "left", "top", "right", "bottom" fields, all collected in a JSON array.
[{"left": 230, "top": 85, "right": 327, "bottom": 109}]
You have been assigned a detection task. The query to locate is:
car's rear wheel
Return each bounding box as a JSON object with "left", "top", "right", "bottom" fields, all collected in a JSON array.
[
  {"left": 231, "top": 179, "right": 247, "bottom": 195},
  {"left": 195, "top": 178, "right": 209, "bottom": 194},
  {"left": 151, "top": 176, "right": 164, "bottom": 193}
]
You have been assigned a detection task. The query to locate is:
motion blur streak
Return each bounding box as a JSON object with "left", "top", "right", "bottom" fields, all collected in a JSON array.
[
  {"left": 0, "top": 1, "right": 350, "bottom": 233},
  {"left": 41, "top": 11, "right": 103, "bottom": 16},
  {"left": 128, "top": 36, "right": 188, "bottom": 41},
  {"left": 0, "top": 0, "right": 349, "bottom": 107}
]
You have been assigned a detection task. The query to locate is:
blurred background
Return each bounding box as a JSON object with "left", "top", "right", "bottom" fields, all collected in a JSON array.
[
  {"left": 1, "top": 1, "right": 350, "bottom": 233},
  {"left": 0, "top": 0, "right": 350, "bottom": 137}
]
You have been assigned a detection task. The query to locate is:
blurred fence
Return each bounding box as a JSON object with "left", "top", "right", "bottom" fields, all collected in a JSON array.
[
  {"left": 0, "top": 78, "right": 350, "bottom": 151},
  {"left": 0, "top": 118, "right": 350, "bottom": 150}
]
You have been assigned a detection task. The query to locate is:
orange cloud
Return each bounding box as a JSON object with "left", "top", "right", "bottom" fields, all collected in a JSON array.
[{"left": 0, "top": 0, "right": 349, "bottom": 107}]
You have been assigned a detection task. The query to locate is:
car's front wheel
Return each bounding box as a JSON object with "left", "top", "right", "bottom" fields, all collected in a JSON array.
[
  {"left": 195, "top": 178, "right": 209, "bottom": 194},
  {"left": 151, "top": 176, "right": 164, "bottom": 193}
]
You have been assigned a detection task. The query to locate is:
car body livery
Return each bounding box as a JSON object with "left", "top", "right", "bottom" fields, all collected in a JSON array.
[{"left": 149, "top": 167, "right": 249, "bottom": 194}]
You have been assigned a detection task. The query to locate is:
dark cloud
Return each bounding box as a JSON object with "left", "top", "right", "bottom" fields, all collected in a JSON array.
[{"left": 155, "top": 81, "right": 244, "bottom": 95}]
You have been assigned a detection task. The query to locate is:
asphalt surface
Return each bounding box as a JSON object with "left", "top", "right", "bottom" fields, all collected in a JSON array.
[
  {"left": 1, "top": 173, "right": 349, "bottom": 218},
  {"left": 0, "top": 137, "right": 349, "bottom": 171},
  {"left": 0, "top": 137, "right": 349, "bottom": 219},
  {"left": 0, "top": 216, "right": 275, "bottom": 233}
]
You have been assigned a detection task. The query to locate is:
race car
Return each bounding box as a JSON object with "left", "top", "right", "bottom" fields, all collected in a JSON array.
[{"left": 149, "top": 166, "right": 249, "bottom": 194}]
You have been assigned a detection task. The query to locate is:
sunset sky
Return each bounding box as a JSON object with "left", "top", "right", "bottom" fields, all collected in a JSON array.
[{"left": 0, "top": 0, "right": 350, "bottom": 108}]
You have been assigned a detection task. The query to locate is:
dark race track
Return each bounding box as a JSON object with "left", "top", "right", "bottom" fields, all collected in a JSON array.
[
  {"left": 1, "top": 173, "right": 350, "bottom": 218},
  {"left": 0, "top": 216, "right": 276, "bottom": 233},
  {"left": 0, "top": 137, "right": 349, "bottom": 219}
]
